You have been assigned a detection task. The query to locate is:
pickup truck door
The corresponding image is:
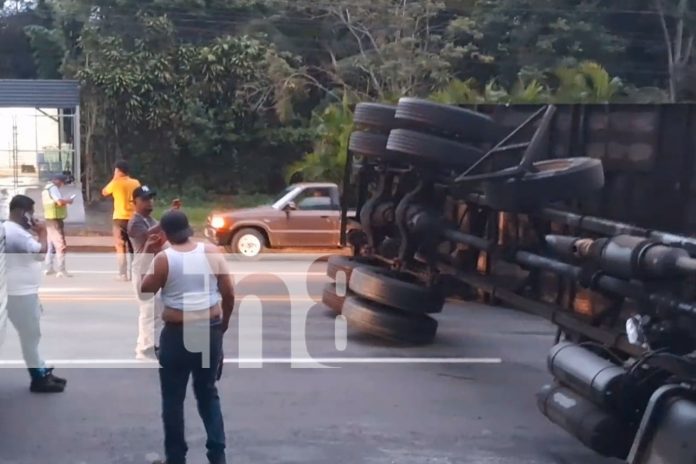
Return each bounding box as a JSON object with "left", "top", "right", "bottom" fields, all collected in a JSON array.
[{"left": 278, "top": 186, "right": 340, "bottom": 247}]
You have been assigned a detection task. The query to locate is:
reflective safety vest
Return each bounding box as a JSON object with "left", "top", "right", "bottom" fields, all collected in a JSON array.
[{"left": 42, "top": 183, "right": 68, "bottom": 220}]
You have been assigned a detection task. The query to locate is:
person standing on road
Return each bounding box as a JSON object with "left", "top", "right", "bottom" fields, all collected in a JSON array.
[
  {"left": 42, "top": 173, "right": 74, "bottom": 278},
  {"left": 0, "top": 221, "right": 7, "bottom": 352},
  {"left": 3, "top": 195, "right": 67, "bottom": 393},
  {"left": 141, "top": 210, "right": 234, "bottom": 464},
  {"left": 127, "top": 185, "right": 163, "bottom": 360},
  {"left": 102, "top": 160, "right": 141, "bottom": 281}
]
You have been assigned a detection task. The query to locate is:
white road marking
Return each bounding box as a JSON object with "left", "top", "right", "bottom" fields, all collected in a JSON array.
[
  {"left": 0, "top": 357, "right": 502, "bottom": 366},
  {"left": 56, "top": 271, "right": 327, "bottom": 276}
]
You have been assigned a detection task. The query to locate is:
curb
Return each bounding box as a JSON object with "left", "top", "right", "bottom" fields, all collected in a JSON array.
[{"left": 66, "top": 237, "right": 354, "bottom": 258}]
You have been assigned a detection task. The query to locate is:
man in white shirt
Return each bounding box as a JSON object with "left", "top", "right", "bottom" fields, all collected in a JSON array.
[
  {"left": 3, "top": 194, "right": 66, "bottom": 393},
  {"left": 0, "top": 221, "right": 6, "bottom": 351}
]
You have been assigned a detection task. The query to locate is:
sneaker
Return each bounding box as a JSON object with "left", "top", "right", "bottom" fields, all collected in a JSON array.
[
  {"left": 30, "top": 375, "right": 65, "bottom": 394},
  {"left": 136, "top": 348, "right": 158, "bottom": 361},
  {"left": 55, "top": 271, "right": 73, "bottom": 278},
  {"left": 115, "top": 275, "right": 131, "bottom": 282},
  {"left": 45, "top": 368, "right": 67, "bottom": 386},
  {"left": 44, "top": 269, "right": 55, "bottom": 276}
]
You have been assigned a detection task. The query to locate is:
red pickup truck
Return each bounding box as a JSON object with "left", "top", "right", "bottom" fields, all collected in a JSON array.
[{"left": 205, "top": 182, "right": 358, "bottom": 258}]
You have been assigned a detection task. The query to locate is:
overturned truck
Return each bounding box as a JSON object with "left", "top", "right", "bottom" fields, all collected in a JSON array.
[{"left": 323, "top": 100, "right": 696, "bottom": 463}]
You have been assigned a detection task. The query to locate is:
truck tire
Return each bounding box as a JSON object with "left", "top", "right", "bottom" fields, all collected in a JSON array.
[
  {"left": 349, "top": 266, "right": 445, "bottom": 314},
  {"left": 322, "top": 282, "right": 351, "bottom": 315},
  {"left": 343, "top": 297, "right": 438, "bottom": 345},
  {"left": 386, "top": 129, "right": 484, "bottom": 168},
  {"left": 483, "top": 158, "right": 605, "bottom": 212},
  {"left": 228, "top": 228, "right": 266, "bottom": 260},
  {"left": 353, "top": 103, "right": 397, "bottom": 132},
  {"left": 326, "top": 255, "right": 381, "bottom": 283},
  {"left": 349, "top": 131, "right": 397, "bottom": 161},
  {"left": 395, "top": 97, "right": 504, "bottom": 143}
]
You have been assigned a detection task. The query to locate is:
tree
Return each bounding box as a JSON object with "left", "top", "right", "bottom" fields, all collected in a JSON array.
[
  {"left": 278, "top": 0, "right": 457, "bottom": 101},
  {"left": 0, "top": 1, "right": 44, "bottom": 78},
  {"left": 64, "top": 10, "right": 309, "bottom": 194},
  {"left": 654, "top": 0, "right": 696, "bottom": 100},
  {"left": 286, "top": 97, "right": 353, "bottom": 184},
  {"left": 448, "top": 0, "right": 627, "bottom": 86}
]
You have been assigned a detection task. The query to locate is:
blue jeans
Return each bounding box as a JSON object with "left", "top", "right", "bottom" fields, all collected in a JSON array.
[{"left": 158, "top": 322, "right": 226, "bottom": 464}]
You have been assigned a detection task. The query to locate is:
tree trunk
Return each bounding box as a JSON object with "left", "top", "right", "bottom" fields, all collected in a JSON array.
[{"left": 84, "top": 103, "right": 95, "bottom": 203}]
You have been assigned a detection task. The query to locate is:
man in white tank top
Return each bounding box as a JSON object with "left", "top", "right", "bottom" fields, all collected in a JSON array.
[{"left": 141, "top": 210, "right": 235, "bottom": 464}]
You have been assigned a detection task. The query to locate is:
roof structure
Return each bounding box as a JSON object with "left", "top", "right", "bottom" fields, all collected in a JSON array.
[{"left": 0, "top": 79, "right": 80, "bottom": 108}]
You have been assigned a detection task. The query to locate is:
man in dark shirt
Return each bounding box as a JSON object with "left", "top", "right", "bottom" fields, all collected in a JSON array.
[{"left": 127, "top": 185, "right": 162, "bottom": 360}]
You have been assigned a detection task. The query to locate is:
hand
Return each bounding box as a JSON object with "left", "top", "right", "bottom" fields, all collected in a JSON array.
[
  {"left": 67, "top": 198, "right": 75, "bottom": 205},
  {"left": 144, "top": 232, "right": 164, "bottom": 253},
  {"left": 31, "top": 219, "right": 46, "bottom": 235}
]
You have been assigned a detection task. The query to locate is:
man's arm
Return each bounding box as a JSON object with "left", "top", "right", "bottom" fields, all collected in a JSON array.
[
  {"left": 49, "top": 186, "right": 72, "bottom": 207},
  {"left": 127, "top": 218, "right": 149, "bottom": 245},
  {"left": 141, "top": 253, "right": 168, "bottom": 295},
  {"left": 101, "top": 180, "right": 114, "bottom": 197},
  {"left": 27, "top": 221, "right": 48, "bottom": 259},
  {"left": 207, "top": 244, "right": 234, "bottom": 331}
]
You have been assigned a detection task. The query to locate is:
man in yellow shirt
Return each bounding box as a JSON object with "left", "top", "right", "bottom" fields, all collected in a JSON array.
[{"left": 102, "top": 160, "right": 141, "bottom": 281}]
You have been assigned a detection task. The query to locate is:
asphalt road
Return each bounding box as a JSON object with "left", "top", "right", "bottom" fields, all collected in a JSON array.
[{"left": 0, "top": 254, "right": 621, "bottom": 464}]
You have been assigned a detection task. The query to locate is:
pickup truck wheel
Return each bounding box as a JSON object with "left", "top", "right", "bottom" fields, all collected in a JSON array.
[
  {"left": 353, "top": 103, "right": 397, "bottom": 132},
  {"left": 349, "top": 266, "right": 445, "bottom": 314},
  {"left": 327, "top": 255, "right": 381, "bottom": 284},
  {"left": 483, "top": 158, "right": 605, "bottom": 212},
  {"left": 343, "top": 297, "right": 438, "bottom": 345},
  {"left": 395, "top": 97, "right": 504, "bottom": 143},
  {"left": 322, "top": 282, "right": 351, "bottom": 315},
  {"left": 386, "top": 129, "right": 484, "bottom": 168},
  {"left": 229, "top": 228, "right": 265, "bottom": 259}
]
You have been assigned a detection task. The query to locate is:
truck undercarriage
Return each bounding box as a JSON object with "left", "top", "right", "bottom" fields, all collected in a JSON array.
[{"left": 325, "top": 100, "right": 696, "bottom": 463}]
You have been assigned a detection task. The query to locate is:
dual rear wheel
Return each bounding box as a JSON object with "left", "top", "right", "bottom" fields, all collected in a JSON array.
[{"left": 322, "top": 256, "right": 442, "bottom": 345}]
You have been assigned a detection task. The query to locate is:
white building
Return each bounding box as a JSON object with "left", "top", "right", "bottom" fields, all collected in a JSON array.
[{"left": 0, "top": 80, "right": 84, "bottom": 223}]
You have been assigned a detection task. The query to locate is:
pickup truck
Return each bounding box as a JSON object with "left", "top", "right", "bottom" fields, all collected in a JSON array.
[{"left": 205, "top": 182, "right": 358, "bottom": 258}]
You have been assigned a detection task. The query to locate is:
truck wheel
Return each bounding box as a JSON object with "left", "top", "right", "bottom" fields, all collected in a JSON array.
[
  {"left": 327, "top": 255, "right": 381, "bottom": 283},
  {"left": 395, "top": 97, "right": 503, "bottom": 143},
  {"left": 322, "top": 283, "right": 351, "bottom": 315},
  {"left": 353, "top": 103, "right": 397, "bottom": 132},
  {"left": 349, "top": 131, "right": 399, "bottom": 162},
  {"left": 386, "top": 129, "right": 484, "bottom": 168},
  {"left": 349, "top": 266, "right": 445, "bottom": 314},
  {"left": 229, "top": 228, "right": 266, "bottom": 259},
  {"left": 483, "top": 158, "right": 605, "bottom": 212},
  {"left": 343, "top": 297, "right": 438, "bottom": 345}
]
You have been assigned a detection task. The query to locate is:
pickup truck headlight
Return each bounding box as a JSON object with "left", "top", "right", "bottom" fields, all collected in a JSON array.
[{"left": 210, "top": 216, "right": 226, "bottom": 229}]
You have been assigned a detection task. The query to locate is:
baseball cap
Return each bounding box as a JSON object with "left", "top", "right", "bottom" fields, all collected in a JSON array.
[
  {"left": 160, "top": 210, "right": 194, "bottom": 243},
  {"left": 51, "top": 173, "right": 68, "bottom": 183},
  {"left": 133, "top": 185, "right": 157, "bottom": 201}
]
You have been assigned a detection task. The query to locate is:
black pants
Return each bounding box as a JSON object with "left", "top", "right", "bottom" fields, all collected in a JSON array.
[
  {"left": 158, "top": 323, "right": 226, "bottom": 464},
  {"left": 112, "top": 219, "right": 133, "bottom": 277}
]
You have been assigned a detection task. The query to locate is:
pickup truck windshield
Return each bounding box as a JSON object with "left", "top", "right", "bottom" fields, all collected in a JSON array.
[{"left": 271, "top": 186, "right": 297, "bottom": 208}]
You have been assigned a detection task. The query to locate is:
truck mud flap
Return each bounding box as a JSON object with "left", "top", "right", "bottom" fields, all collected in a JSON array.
[{"left": 628, "top": 385, "right": 696, "bottom": 464}]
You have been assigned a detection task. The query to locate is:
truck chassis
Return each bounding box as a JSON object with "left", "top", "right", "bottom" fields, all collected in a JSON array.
[{"left": 325, "top": 100, "right": 696, "bottom": 463}]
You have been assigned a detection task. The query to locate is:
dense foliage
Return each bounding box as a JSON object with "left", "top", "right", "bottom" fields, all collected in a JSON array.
[{"left": 0, "top": 0, "right": 693, "bottom": 197}]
